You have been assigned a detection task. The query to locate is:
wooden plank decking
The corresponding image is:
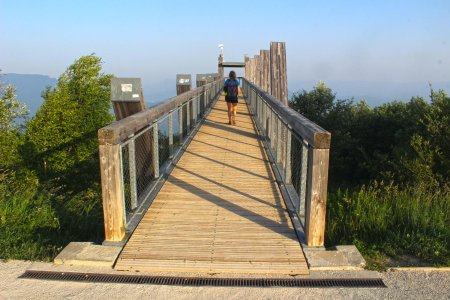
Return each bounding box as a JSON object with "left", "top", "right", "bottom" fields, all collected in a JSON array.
[{"left": 115, "top": 93, "right": 309, "bottom": 275}]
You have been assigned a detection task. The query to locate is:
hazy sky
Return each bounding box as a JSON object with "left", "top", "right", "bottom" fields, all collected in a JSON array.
[{"left": 1, "top": 0, "right": 449, "bottom": 86}]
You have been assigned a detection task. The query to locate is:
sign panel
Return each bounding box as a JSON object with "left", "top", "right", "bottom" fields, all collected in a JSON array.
[
  {"left": 111, "top": 78, "right": 142, "bottom": 102},
  {"left": 176, "top": 74, "right": 192, "bottom": 86}
]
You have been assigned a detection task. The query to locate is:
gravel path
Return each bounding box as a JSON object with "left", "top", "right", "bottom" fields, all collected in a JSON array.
[{"left": 1, "top": 260, "right": 449, "bottom": 299}]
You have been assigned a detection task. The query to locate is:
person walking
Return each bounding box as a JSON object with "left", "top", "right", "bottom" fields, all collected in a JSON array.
[{"left": 223, "top": 71, "right": 240, "bottom": 125}]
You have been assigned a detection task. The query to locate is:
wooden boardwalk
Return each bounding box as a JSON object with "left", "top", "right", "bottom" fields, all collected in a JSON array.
[{"left": 115, "top": 93, "right": 309, "bottom": 275}]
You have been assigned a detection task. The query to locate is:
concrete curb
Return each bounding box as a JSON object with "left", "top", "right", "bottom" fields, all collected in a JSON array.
[
  {"left": 53, "top": 242, "right": 121, "bottom": 268},
  {"left": 303, "top": 245, "right": 366, "bottom": 271}
]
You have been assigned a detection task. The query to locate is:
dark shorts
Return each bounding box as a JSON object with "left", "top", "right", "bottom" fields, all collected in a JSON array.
[{"left": 225, "top": 96, "right": 238, "bottom": 104}]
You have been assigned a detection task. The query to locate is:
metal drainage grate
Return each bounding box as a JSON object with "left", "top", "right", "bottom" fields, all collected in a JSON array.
[{"left": 19, "top": 270, "right": 386, "bottom": 288}]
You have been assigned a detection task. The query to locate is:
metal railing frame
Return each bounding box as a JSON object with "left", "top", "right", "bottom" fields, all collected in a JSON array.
[{"left": 241, "top": 78, "right": 331, "bottom": 247}]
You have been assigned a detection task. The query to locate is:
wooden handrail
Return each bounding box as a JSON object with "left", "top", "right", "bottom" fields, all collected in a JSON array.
[
  {"left": 243, "top": 80, "right": 331, "bottom": 149},
  {"left": 99, "top": 79, "right": 223, "bottom": 145},
  {"left": 242, "top": 77, "right": 330, "bottom": 247}
]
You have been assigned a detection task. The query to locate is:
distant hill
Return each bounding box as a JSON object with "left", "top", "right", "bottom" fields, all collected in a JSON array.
[
  {"left": 2, "top": 73, "right": 57, "bottom": 116},
  {"left": 1, "top": 73, "right": 178, "bottom": 116}
]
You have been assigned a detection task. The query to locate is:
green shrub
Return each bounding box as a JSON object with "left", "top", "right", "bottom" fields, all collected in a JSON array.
[
  {"left": 0, "top": 169, "right": 60, "bottom": 260},
  {"left": 326, "top": 182, "right": 450, "bottom": 265}
]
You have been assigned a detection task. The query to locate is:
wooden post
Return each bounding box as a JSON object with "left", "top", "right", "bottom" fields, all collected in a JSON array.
[
  {"left": 218, "top": 54, "right": 224, "bottom": 78},
  {"left": 248, "top": 58, "right": 253, "bottom": 83},
  {"left": 244, "top": 55, "right": 249, "bottom": 78},
  {"left": 176, "top": 74, "right": 192, "bottom": 95},
  {"left": 254, "top": 55, "right": 260, "bottom": 87},
  {"left": 196, "top": 74, "right": 207, "bottom": 88},
  {"left": 305, "top": 148, "right": 330, "bottom": 246},
  {"left": 270, "top": 42, "right": 288, "bottom": 173},
  {"left": 270, "top": 42, "right": 288, "bottom": 105},
  {"left": 252, "top": 58, "right": 256, "bottom": 83},
  {"left": 248, "top": 58, "right": 253, "bottom": 82},
  {"left": 261, "top": 50, "right": 270, "bottom": 93},
  {"left": 99, "top": 143, "right": 126, "bottom": 242},
  {"left": 110, "top": 78, "right": 146, "bottom": 121}
]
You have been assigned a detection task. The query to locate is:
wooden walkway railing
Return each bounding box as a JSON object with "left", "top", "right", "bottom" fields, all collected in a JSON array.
[
  {"left": 99, "top": 77, "right": 331, "bottom": 248},
  {"left": 98, "top": 80, "right": 223, "bottom": 242},
  {"left": 242, "top": 79, "right": 331, "bottom": 246},
  {"left": 114, "top": 92, "right": 309, "bottom": 275}
]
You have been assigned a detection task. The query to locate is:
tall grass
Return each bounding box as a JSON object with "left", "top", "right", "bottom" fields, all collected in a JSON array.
[{"left": 326, "top": 182, "right": 450, "bottom": 266}]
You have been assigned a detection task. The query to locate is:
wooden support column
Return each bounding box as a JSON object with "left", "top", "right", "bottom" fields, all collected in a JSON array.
[
  {"left": 196, "top": 74, "right": 207, "bottom": 88},
  {"left": 176, "top": 74, "right": 192, "bottom": 95},
  {"left": 99, "top": 143, "right": 126, "bottom": 242},
  {"left": 261, "top": 50, "right": 270, "bottom": 93},
  {"left": 218, "top": 54, "right": 224, "bottom": 78},
  {"left": 252, "top": 58, "right": 256, "bottom": 83},
  {"left": 305, "top": 148, "right": 330, "bottom": 246},
  {"left": 254, "top": 55, "right": 261, "bottom": 88},
  {"left": 244, "top": 55, "right": 249, "bottom": 79},
  {"left": 270, "top": 42, "right": 288, "bottom": 105}
]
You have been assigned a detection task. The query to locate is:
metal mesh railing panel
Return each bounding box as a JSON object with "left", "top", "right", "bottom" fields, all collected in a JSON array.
[{"left": 134, "top": 127, "right": 155, "bottom": 204}]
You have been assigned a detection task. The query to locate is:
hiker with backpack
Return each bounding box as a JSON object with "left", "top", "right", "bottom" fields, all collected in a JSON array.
[{"left": 223, "top": 70, "right": 240, "bottom": 125}]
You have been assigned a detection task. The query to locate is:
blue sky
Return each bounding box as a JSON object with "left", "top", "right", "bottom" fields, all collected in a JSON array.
[{"left": 1, "top": 0, "right": 449, "bottom": 101}]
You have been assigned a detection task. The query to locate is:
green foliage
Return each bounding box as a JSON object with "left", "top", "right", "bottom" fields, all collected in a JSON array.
[
  {"left": 290, "top": 81, "right": 336, "bottom": 125},
  {"left": 26, "top": 54, "right": 113, "bottom": 176},
  {"left": 0, "top": 78, "right": 29, "bottom": 168},
  {"left": 290, "top": 82, "right": 450, "bottom": 266},
  {"left": 0, "top": 169, "right": 60, "bottom": 260},
  {"left": 326, "top": 183, "right": 450, "bottom": 266},
  {"left": 23, "top": 54, "right": 114, "bottom": 252},
  {"left": 0, "top": 55, "right": 114, "bottom": 261},
  {"left": 289, "top": 83, "right": 448, "bottom": 188}
]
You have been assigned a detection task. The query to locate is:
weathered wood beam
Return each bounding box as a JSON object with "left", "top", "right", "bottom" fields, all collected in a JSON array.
[
  {"left": 270, "top": 42, "right": 288, "bottom": 105},
  {"left": 305, "top": 148, "right": 330, "bottom": 246},
  {"left": 99, "top": 144, "right": 126, "bottom": 241},
  {"left": 243, "top": 79, "right": 330, "bottom": 149}
]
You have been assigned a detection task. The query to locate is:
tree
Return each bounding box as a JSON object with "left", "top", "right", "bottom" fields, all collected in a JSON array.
[
  {"left": 0, "top": 74, "right": 29, "bottom": 168},
  {"left": 289, "top": 81, "right": 335, "bottom": 126},
  {"left": 289, "top": 82, "right": 357, "bottom": 186},
  {"left": 26, "top": 54, "right": 114, "bottom": 179},
  {"left": 407, "top": 88, "right": 450, "bottom": 186}
]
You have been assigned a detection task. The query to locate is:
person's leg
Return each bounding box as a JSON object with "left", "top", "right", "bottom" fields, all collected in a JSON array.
[
  {"left": 226, "top": 102, "right": 232, "bottom": 124},
  {"left": 232, "top": 103, "right": 238, "bottom": 125}
]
